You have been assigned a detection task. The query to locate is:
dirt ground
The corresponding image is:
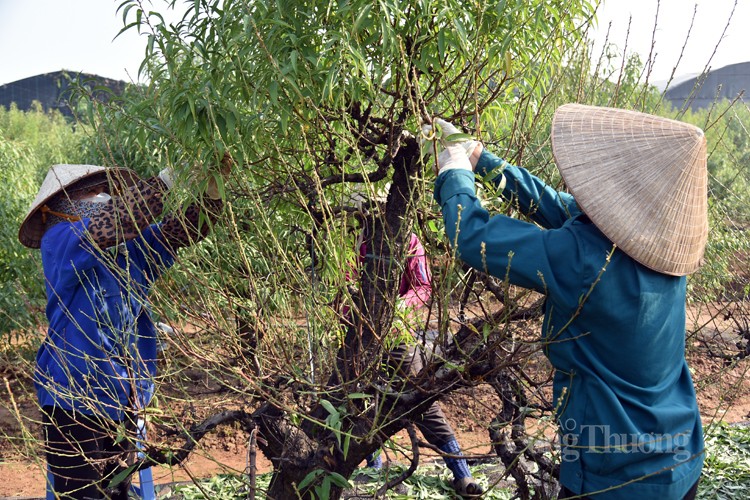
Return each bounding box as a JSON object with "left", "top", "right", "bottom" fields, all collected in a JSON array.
[{"left": 1, "top": 302, "right": 749, "bottom": 499}]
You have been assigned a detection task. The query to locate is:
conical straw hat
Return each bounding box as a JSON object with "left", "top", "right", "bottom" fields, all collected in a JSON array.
[
  {"left": 18, "top": 164, "right": 139, "bottom": 248},
  {"left": 551, "top": 104, "right": 708, "bottom": 276}
]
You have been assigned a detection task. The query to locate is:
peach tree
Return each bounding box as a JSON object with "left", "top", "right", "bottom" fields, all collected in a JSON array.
[{"left": 87, "top": 0, "right": 597, "bottom": 497}]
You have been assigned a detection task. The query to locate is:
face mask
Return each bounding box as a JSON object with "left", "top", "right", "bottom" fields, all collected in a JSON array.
[
  {"left": 77, "top": 192, "right": 112, "bottom": 204},
  {"left": 45, "top": 193, "right": 111, "bottom": 228}
]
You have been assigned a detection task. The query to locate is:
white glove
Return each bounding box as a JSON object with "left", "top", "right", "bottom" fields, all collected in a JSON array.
[
  {"left": 436, "top": 144, "right": 473, "bottom": 175},
  {"left": 420, "top": 123, "right": 439, "bottom": 157},
  {"left": 158, "top": 168, "right": 175, "bottom": 189},
  {"left": 434, "top": 117, "right": 461, "bottom": 136},
  {"left": 204, "top": 152, "right": 234, "bottom": 200},
  {"left": 205, "top": 174, "right": 222, "bottom": 200},
  {"left": 433, "top": 118, "right": 479, "bottom": 157},
  {"left": 422, "top": 118, "right": 479, "bottom": 156}
]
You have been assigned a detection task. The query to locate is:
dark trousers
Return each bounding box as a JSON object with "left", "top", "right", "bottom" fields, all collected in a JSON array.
[
  {"left": 387, "top": 343, "right": 456, "bottom": 447},
  {"left": 559, "top": 479, "right": 699, "bottom": 499},
  {"left": 42, "top": 406, "right": 135, "bottom": 500}
]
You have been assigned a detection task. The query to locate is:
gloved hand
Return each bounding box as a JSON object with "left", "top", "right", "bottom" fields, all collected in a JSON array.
[
  {"left": 422, "top": 119, "right": 478, "bottom": 155},
  {"left": 433, "top": 118, "right": 479, "bottom": 158},
  {"left": 158, "top": 168, "right": 176, "bottom": 189},
  {"left": 436, "top": 144, "right": 473, "bottom": 175},
  {"left": 205, "top": 152, "right": 234, "bottom": 199}
]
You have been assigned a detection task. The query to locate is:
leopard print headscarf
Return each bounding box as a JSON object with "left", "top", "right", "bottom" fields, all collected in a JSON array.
[
  {"left": 42, "top": 175, "right": 112, "bottom": 227},
  {"left": 44, "top": 194, "right": 108, "bottom": 229}
]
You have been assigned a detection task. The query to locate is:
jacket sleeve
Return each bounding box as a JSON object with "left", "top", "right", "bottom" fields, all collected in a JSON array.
[
  {"left": 434, "top": 169, "right": 581, "bottom": 294},
  {"left": 475, "top": 149, "right": 580, "bottom": 229},
  {"left": 86, "top": 176, "right": 168, "bottom": 249},
  {"left": 158, "top": 197, "right": 223, "bottom": 251},
  {"left": 87, "top": 176, "right": 222, "bottom": 251}
]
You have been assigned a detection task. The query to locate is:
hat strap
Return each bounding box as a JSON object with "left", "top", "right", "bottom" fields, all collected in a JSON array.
[{"left": 40, "top": 205, "right": 81, "bottom": 224}]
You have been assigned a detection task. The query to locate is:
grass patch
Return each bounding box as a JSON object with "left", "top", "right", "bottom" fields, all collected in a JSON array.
[
  {"left": 162, "top": 424, "right": 750, "bottom": 499},
  {"left": 698, "top": 422, "right": 750, "bottom": 499},
  {"left": 163, "top": 463, "right": 515, "bottom": 499}
]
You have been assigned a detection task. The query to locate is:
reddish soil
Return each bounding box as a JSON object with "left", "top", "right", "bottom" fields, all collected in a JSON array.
[{"left": 1, "top": 302, "right": 749, "bottom": 499}]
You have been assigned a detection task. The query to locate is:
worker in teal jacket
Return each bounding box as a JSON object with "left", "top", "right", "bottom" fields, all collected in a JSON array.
[{"left": 427, "top": 104, "right": 707, "bottom": 499}]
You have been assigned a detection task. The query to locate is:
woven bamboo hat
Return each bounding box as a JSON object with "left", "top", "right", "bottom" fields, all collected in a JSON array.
[
  {"left": 18, "top": 164, "right": 139, "bottom": 249},
  {"left": 551, "top": 103, "right": 708, "bottom": 276}
]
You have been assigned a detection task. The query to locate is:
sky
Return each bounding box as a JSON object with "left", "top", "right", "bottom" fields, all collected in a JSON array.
[
  {"left": 590, "top": 0, "right": 750, "bottom": 85},
  {"left": 0, "top": 0, "right": 749, "bottom": 87},
  {"left": 0, "top": 0, "right": 175, "bottom": 86}
]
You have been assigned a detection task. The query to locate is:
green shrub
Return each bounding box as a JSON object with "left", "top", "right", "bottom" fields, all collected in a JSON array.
[{"left": 0, "top": 103, "right": 85, "bottom": 338}]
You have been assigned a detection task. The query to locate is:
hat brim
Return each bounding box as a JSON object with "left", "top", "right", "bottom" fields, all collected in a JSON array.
[
  {"left": 551, "top": 104, "right": 708, "bottom": 276},
  {"left": 18, "top": 167, "right": 140, "bottom": 249}
]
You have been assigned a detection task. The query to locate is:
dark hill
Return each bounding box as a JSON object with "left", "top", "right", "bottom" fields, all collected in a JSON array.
[{"left": 0, "top": 70, "right": 127, "bottom": 117}]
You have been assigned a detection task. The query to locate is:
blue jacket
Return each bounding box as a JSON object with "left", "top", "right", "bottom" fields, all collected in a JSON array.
[
  {"left": 434, "top": 150, "right": 704, "bottom": 498},
  {"left": 35, "top": 218, "right": 175, "bottom": 421}
]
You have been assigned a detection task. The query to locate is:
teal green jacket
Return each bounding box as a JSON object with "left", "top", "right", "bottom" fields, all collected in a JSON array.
[{"left": 434, "top": 150, "right": 704, "bottom": 498}]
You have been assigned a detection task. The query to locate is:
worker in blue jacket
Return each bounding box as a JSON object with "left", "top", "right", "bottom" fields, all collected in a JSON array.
[
  {"left": 18, "top": 156, "right": 231, "bottom": 499},
  {"left": 426, "top": 104, "right": 707, "bottom": 499}
]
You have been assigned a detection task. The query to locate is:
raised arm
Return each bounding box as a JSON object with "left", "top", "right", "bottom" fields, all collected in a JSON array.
[
  {"left": 158, "top": 197, "right": 223, "bottom": 250},
  {"left": 88, "top": 154, "right": 232, "bottom": 250},
  {"left": 474, "top": 147, "right": 580, "bottom": 229},
  {"left": 87, "top": 176, "right": 169, "bottom": 249}
]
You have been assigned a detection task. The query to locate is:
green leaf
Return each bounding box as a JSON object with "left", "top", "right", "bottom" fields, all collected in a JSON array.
[
  {"left": 297, "top": 469, "right": 323, "bottom": 491},
  {"left": 327, "top": 413, "right": 339, "bottom": 430},
  {"left": 444, "top": 133, "right": 474, "bottom": 142},
  {"left": 320, "top": 399, "right": 336, "bottom": 416},
  {"left": 108, "top": 463, "right": 139, "bottom": 489},
  {"left": 317, "top": 477, "right": 331, "bottom": 499},
  {"left": 327, "top": 472, "right": 351, "bottom": 488},
  {"left": 118, "top": 1, "right": 135, "bottom": 25},
  {"left": 454, "top": 17, "right": 468, "bottom": 51},
  {"left": 352, "top": 4, "right": 372, "bottom": 33},
  {"left": 342, "top": 432, "right": 351, "bottom": 460},
  {"left": 290, "top": 50, "right": 298, "bottom": 74},
  {"left": 346, "top": 392, "right": 371, "bottom": 400},
  {"left": 215, "top": 113, "right": 227, "bottom": 140}
]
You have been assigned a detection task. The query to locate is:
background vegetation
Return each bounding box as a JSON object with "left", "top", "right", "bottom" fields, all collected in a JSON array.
[{"left": 0, "top": 103, "right": 86, "bottom": 336}]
